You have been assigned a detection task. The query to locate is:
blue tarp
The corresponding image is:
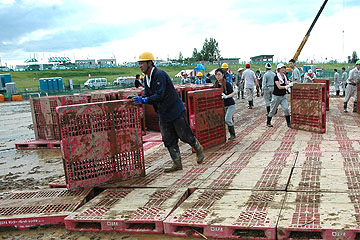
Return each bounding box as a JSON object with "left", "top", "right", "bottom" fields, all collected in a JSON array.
[{"left": 194, "top": 64, "right": 206, "bottom": 72}]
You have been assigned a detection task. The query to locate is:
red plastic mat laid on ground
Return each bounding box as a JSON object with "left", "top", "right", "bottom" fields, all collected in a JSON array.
[
  {"left": 15, "top": 139, "right": 61, "bottom": 150},
  {"left": 291, "top": 83, "right": 326, "bottom": 133},
  {"left": 0, "top": 188, "right": 92, "bottom": 229},
  {"left": 187, "top": 88, "right": 226, "bottom": 150},
  {"left": 65, "top": 187, "right": 189, "bottom": 233},
  {"left": 164, "top": 189, "right": 285, "bottom": 239},
  {"left": 57, "top": 100, "right": 145, "bottom": 190}
]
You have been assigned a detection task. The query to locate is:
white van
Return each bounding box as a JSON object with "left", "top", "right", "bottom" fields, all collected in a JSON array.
[{"left": 84, "top": 78, "right": 107, "bottom": 88}]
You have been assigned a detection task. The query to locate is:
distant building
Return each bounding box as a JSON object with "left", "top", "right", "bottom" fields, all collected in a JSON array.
[
  {"left": 220, "top": 58, "right": 241, "bottom": 64},
  {"left": 250, "top": 55, "right": 274, "bottom": 63},
  {"left": 48, "top": 57, "right": 71, "bottom": 63},
  {"left": 97, "top": 58, "right": 116, "bottom": 65},
  {"left": 75, "top": 59, "right": 96, "bottom": 68}
]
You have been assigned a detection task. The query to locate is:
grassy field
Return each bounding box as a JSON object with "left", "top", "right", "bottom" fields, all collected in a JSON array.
[{"left": 1, "top": 63, "right": 354, "bottom": 91}]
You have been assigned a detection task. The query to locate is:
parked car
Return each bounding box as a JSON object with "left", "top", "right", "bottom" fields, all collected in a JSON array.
[
  {"left": 113, "top": 77, "right": 135, "bottom": 86},
  {"left": 84, "top": 78, "right": 107, "bottom": 88}
]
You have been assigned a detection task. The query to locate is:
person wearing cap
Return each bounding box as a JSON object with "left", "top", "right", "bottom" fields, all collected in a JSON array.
[
  {"left": 341, "top": 67, "right": 348, "bottom": 97},
  {"left": 241, "top": 63, "right": 259, "bottom": 109},
  {"left": 235, "top": 67, "right": 244, "bottom": 99},
  {"left": 195, "top": 72, "right": 206, "bottom": 84},
  {"left": 134, "top": 52, "right": 204, "bottom": 172},
  {"left": 343, "top": 60, "right": 360, "bottom": 112},
  {"left": 267, "top": 63, "right": 293, "bottom": 127},
  {"left": 213, "top": 68, "right": 236, "bottom": 140},
  {"left": 205, "top": 73, "right": 212, "bottom": 83},
  {"left": 221, "top": 63, "right": 233, "bottom": 84},
  {"left": 304, "top": 69, "right": 316, "bottom": 83},
  {"left": 289, "top": 59, "right": 301, "bottom": 83},
  {"left": 334, "top": 69, "right": 340, "bottom": 96},
  {"left": 262, "top": 63, "right": 275, "bottom": 114},
  {"left": 181, "top": 71, "right": 190, "bottom": 84}
]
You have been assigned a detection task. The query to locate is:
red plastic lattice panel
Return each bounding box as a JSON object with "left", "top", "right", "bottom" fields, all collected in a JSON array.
[
  {"left": 187, "top": 88, "right": 226, "bottom": 149},
  {"left": 291, "top": 83, "right": 326, "bottom": 133},
  {"left": 57, "top": 100, "right": 145, "bottom": 190},
  {"left": 0, "top": 188, "right": 92, "bottom": 229}
]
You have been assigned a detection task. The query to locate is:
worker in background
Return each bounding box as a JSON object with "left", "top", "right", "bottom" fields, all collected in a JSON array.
[
  {"left": 213, "top": 68, "right": 236, "bottom": 140},
  {"left": 134, "top": 74, "right": 143, "bottom": 88},
  {"left": 334, "top": 69, "right": 340, "bottom": 96},
  {"left": 181, "top": 71, "right": 190, "bottom": 84},
  {"left": 267, "top": 63, "right": 293, "bottom": 128},
  {"left": 343, "top": 60, "right": 360, "bottom": 113},
  {"left": 205, "top": 73, "right": 212, "bottom": 83},
  {"left": 134, "top": 52, "right": 204, "bottom": 172},
  {"left": 221, "top": 63, "right": 232, "bottom": 84},
  {"left": 304, "top": 69, "right": 316, "bottom": 83},
  {"left": 195, "top": 72, "right": 206, "bottom": 84},
  {"left": 289, "top": 59, "right": 301, "bottom": 83},
  {"left": 241, "top": 63, "right": 259, "bottom": 109},
  {"left": 341, "top": 67, "right": 348, "bottom": 97},
  {"left": 262, "top": 63, "right": 275, "bottom": 115},
  {"left": 235, "top": 67, "right": 244, "bottom": 99},
  {"left": 255, "top": 70, "right": 262, "bottom": 97}
]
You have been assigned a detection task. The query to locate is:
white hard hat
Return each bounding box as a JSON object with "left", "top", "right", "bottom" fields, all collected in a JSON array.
[
  {"left": 237, "top": 67, "right": 244, "bottom": 72},
  {"left": 276, "top": 63, "right": 286, "bottom": 69},
  {"left": 308, "top": 69, "right": 313, "bottom": 73},
  {"left": 265, "top": 63, "right": 272, "bottom": 69}
]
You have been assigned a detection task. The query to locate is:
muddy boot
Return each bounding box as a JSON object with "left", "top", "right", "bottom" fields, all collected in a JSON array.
[
  {"left": 344, "top": 102, "right": 348, "bottom": 112},
  {"left": 343, "top": 91, "right": 346, "bottom": 97},
  {"left": 193, "top": 139, "right": 204, "bottom": 164},
  {"left": 354, "top": 102, "right": 358, "bottom": 113},
  {"left": 336, "top": 90, "right": 340, "bottom": 96},
  {"left": 266, "top": 106, "right": 271, "bottom": 115},
  {"left": 164, "top": 145, "right": 182, "bottom": 173},
  {"left": 267, "top": 116, "right": 273, "bottom": 127},
  {"left": 237, "top": 91, "right": 240, "bottom": 99},
  {"left": 241, "top": 91, "right": 244, "bottom": 99},
  {"left": 285, "top": 115, "right": 291, "bottom": 127},
  {"left": 248, "top": 101, "right": 252, "bottom": 109},
  {"left": 228, "top": 126, "right": 236, "bottom": 140}
]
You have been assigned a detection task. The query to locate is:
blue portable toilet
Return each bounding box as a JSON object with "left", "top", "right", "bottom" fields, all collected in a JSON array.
[
  {"left": 57, "top": 77, "right": 63, "bottom": 90},
  {"left": 46, "top": 79, "right": 53, "bottom": 91},
  {"left": 52, "top": 78, "right": 58, "bottom": 91},
  {"left": 39, "top": 78, "right": 49, "bottom": 92},
  {"left": 0, "top": 74, "right": 12, "bottom": 88}
]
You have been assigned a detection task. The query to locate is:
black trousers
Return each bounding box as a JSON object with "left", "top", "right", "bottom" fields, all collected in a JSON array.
[{"left": 159, "top": 111, "right": 196, "bottom": 148}]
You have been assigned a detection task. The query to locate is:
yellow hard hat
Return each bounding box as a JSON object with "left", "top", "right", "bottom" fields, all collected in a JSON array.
[
  {"left": 197, "top": 72, "right": 203, "bottom": 77},
  {"left": 221, "top": 63, "right": 229, "bottom": 69},
  {"left": 138, "top": 52, "right": 154, "bottom": 62}
]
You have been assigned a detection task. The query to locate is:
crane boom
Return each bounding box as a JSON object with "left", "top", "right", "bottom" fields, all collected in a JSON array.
[{"left": 292, "top": 0, "right": 328, "bottom": 61}]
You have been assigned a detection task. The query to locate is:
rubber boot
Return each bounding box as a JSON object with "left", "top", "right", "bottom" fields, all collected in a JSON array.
[
  {"left": 343, "top": 91, "right": 346, "bottom": 97},
  {"left": 237, "top": 91, "right": 240, "bottom": 99},
  {"left": 285, "top": 115, "right": 291, "bottom": 127},
  {"left": 336, "top": 90, "right": 340, "bottom": 96},
  {"left": 164, "top": 145, "right": 182, "bottom": 173},
  {"left": 266, "top": 106, "right": 271, "bottom": 114},
  {"left": 248, "top": 101, "right": 252, "bottom": 109},
  {"left": 228, "top": 126, "right": 236, "bottom": 140},
  {"left": 344, "top": 102, "right": 348, "bottom": 112},
  {"left": 267, "top": 116, "right": 273, "bottom": 127},
  {"left": 354, "top": 102, "right": 358, "bottom": 113},
  {"left": 193, "top": 138, "right": 204, "bottom": 164},
  {"left": 241, "top": 91, "right": 244, "bottom": 99}
]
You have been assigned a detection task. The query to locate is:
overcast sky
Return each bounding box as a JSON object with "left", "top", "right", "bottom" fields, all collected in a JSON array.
[{"left": 0, "top": 0, "right": 359, "bottom": 67}]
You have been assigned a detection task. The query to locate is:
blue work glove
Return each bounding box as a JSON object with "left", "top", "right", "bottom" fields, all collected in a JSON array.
[
  {"left": 133, "top": 96, "right": 148, "bottom": 104},
  {"left": 221, "top": 93, "right": 227, "bottom": 99}
]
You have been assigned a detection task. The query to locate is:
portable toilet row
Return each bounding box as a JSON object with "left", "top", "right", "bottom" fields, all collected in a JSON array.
[
  {"left": 39, "top": 77, "right": 63, "bottom": 92},
  {"left": 0, "top": 74, "right": 12, "bottom": 88}
]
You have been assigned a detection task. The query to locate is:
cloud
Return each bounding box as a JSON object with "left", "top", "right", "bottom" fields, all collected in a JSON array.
[{"left": 0, "top": 0, "right": 359, "bottom": 66}]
